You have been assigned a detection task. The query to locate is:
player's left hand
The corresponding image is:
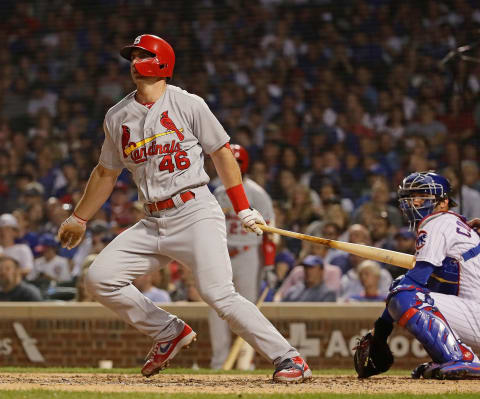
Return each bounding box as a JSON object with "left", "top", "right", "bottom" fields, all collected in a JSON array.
[{"left": 237, "top": 208, "right": 265, "bottom": 235}]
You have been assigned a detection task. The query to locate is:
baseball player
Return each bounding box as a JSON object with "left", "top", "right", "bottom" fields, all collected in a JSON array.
[
  {"left": 209, "top": 144, "right": 276, "bottom": 369},
  {"left": 354, "top": 171, "right": 480, "bottom": 380},
  {"left": 57, "top": 34, "right": 311, "bottom": 383}
]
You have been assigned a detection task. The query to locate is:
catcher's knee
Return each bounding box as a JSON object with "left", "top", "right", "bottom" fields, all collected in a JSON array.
[
  {"left": 388, "top": 288, "right": 475, "bottom": 364},
  {"left": 386, "top": 286, "right": 422, "bottom": 322}
]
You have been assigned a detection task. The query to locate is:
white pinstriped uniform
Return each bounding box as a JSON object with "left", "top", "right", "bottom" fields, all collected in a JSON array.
[{"left": 415, "top": 211, "right": 480, "bottom": 350}]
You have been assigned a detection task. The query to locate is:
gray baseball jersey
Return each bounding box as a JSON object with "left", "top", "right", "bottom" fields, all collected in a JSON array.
[
  {"left": 87, "top": 85, "right": 298, "bottom": 368},
  {"left": 100, "top": 85, "right": 230, "bottom": 201},
  {"left": 209, "top": 177, "right": 275, "bottom": 368}
]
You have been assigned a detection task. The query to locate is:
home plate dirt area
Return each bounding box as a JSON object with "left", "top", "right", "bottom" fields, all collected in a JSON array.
[{"left": 0, "top": 373, "right": 478, "bottom": 395}]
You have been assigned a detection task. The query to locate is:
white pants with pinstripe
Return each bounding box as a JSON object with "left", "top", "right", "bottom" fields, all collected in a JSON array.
[{"left": 431, "top": 292, "right": 480, "bottom": 352}]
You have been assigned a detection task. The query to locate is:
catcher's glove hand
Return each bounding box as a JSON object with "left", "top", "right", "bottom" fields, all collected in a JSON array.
[{"left": 353, "top": 331, "right": 394, "bottom": 378}]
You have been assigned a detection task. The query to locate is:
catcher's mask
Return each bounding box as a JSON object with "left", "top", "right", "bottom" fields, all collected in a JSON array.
[{"left": 397, "top": 171, "right": 456, "bottom": 230}]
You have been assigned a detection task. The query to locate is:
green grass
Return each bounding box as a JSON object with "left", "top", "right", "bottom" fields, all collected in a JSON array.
[
  {"left": 0, "top": 392, "right": 478, "bottom": 399},
  {"left": 0, "top": 366, "right": 410, "bottom": 376}
]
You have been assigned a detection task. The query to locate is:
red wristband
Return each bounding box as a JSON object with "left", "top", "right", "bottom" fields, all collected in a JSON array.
[
  {"left": 73, "top": 212, "right": 88, "bottom": 225},
  {"left": 226, "top": 184, "right": 250, "bottom": 213}
]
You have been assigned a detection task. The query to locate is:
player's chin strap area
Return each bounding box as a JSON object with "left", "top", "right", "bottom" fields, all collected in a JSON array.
[{"left": 387, "top": 286, "right": 475, "bottom": 364}]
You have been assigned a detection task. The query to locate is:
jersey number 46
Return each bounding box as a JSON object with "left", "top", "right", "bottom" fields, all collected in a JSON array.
[{"left": 159, "top": 151, "right": 191, "bottom": 173}]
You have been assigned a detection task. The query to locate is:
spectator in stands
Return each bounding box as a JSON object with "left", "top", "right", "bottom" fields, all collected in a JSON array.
[
  {"left": 134, "top": 270, "right": 171, "bottom": 303},
  {"left": 70, "top": 220, "right": 113, "bottom": 279},
  {"left": 339, "top": 258, "right": 392, "bottom": 302},
  {"left": 353, "top": 177, "right": 403, "bottom": 228},
  {"left": 260, "top": 250, "right": 296, "bottom": 302},
  {"left": 169, "top": 262, "right": 202, "bottom": 302},
  {"left": 0, "top": 213, "right": 34, "bottom": 277},
  {"left": 367, "top": 210, "right": 395, "bottom": 249},
  {"left": 442, "top": 167, "right": 480, "bottom": 221},
  {"left": 387, "top": 228, "right": 416, "bottom": 279},
  {"left": 461, "top": 160, "right": 480, "bottom": 192},
  {"left": 344, "top": 260, "right": 387, "bottom": 302},
  {"left": 28, "top": 233, "right": 71, "bottom": 294},
  {"left": 282, "top": 255, "right": 337, "bottom": 302},
  {"left": 337, "top": 222, "right": 371, "bottom": 245},
  {"left": 109, "top": 181, "right": 134, "bottom": 233},
  {"left": 0, "top": 256, "right": 42, "bottom": 301},
  {"left": 276, "top": 222, "right": 342, "bottom": 301}
]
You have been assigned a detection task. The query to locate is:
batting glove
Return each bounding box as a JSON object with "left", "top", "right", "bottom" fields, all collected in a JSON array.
[
  {"left": 237, "top": 208, "right": 265, "bottom": 235},
  {"left": 57, "top": 213, "right": 87, "bottom": 250}
]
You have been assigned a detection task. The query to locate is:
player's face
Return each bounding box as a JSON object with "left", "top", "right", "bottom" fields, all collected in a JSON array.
[
  {"left": 409, "top": 193, "right": 435, "bottom": 207},
  {"left": 130, "top": 49, "right": 155, "bottom": 81}
]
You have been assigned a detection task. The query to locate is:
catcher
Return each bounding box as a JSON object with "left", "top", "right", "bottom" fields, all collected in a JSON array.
[{"left": 354, "top": 171, "right": 480, "bottom": 380}]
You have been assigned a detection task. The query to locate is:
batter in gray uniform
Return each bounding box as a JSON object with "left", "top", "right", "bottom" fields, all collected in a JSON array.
[{"left": 57, "top": 34, "right": 311, "bottom": 383}]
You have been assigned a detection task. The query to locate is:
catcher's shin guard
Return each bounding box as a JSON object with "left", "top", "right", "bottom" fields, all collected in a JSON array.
[{"left": 387, "top": 286, "right": 474, "bottom": 364}]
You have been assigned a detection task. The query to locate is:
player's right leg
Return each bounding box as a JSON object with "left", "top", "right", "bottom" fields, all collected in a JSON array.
[
  {"left": 387, "top": 287, "right": 480, "bottom": 379},
  {"left": 166, "top": 200, "right": 311, "bottom": 383},
  {"left": 85, "top": 219, "right": 195, "bottom": 376}
]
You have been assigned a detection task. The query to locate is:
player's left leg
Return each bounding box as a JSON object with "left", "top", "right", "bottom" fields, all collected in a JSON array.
[
  {"left": 387, "top": 287, "right": 480, "bottom": 379},
  {"left": 164, "top": 193, "right": 310, "bottom": 382}
]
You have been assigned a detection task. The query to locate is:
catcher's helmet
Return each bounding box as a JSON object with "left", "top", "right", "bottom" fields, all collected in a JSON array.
[
  {"left": 120, "top": 34, "right": 175, "bottom": 79},
  {"left": 230, "top": 144, "right": 249, "bottom": 174},
  {"left": 397, "top": 171, "right": 456, "bottom": 229}
]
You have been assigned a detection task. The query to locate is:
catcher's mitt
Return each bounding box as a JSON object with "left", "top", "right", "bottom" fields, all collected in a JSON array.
[{"left": 353, "top": 331, "right": 394, "bottom": 378}]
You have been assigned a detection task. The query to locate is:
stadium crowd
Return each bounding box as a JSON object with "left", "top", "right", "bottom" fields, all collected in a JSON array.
[{"left": 0, "top": 0, "right": 480, "bottom": 303}]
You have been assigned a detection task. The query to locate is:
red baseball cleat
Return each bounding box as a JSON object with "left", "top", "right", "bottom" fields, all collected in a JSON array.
[
  {"left": 141, "top": 323, "right": 197, "bottom": 377},
  {"left": 273, "top": 356, "right": 312, "bottom": 383}
]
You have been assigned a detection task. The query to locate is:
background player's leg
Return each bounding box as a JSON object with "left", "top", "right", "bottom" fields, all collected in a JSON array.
[
  {"left": 208, "top": 248, "right": 260, "bottom": 369},
  {"left": 86, "top": 219, "right": 184, "bottom": 341},
  {"left": 164, "top": 199, "right": 298, "bottom": 365},
  {"left": 208, "top": 308, "right": 231, "bottom": 369},
  {"left": 429, "top": 293, "right": 480, "bottom": 351}
]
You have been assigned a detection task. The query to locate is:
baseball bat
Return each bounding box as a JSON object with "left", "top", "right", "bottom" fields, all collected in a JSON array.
[
  {"left": 222, "top": 286, "right": 270, "bottom": 371},
  {"left": 256, "top": 224, "right": 416, "bottom": 270}
]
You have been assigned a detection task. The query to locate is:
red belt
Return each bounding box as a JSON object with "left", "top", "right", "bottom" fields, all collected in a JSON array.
[{"left": 146, "top": 191, "right": 195, "bottom": 213}]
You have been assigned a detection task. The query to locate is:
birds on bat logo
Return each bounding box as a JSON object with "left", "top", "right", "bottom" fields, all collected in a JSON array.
[
  {"left": 416, "top": 230, "right": 427, "bottom": 250},
  {"left": 160, "top": 111, "right": 184, "bottom": 141}
]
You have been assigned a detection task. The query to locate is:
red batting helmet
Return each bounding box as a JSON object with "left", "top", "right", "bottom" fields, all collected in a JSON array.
[
  {"left": 230, "top": 144, "right": 249, "bottom": 174},
  {"left": 120, "top": 34, "right": 175, "bottom": 79}
]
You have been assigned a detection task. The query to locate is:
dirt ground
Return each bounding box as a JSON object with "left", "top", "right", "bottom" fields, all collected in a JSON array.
[{"left": 0, "top": 373, "right": 478, "bottom": 395}]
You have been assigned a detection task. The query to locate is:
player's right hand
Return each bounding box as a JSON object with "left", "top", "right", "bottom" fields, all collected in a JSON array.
[{"left": 57, "top": 214, "right": 87, "bottom": 250}]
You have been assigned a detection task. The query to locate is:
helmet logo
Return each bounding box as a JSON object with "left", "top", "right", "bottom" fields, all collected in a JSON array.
[{"left": 134, "top": 36, "right": 142, "bottom": 45}]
